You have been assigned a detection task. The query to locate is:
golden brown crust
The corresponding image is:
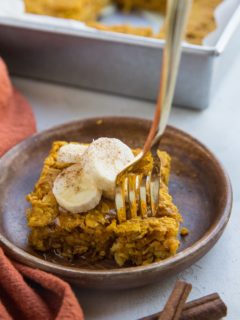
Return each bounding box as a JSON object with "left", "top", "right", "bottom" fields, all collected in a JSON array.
[
  {"left": 24, "top": 0, "right": 222, "bottom": 45},
  {"left": 114, "top": 0, "right": 166, "bottom": 13},
  {"left": 24, "top": 0, "right": 110, "bottom": 22},
  {"left": 87, "top": 22, "right": 154, "bottom": 37}
]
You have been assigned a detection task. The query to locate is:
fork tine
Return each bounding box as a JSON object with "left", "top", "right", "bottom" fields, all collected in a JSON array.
[
  {"left": 128, "top": 174, "right": 138, "bottom": 219},
  {"left": 115, "top": 177, "right": 127, "bottom": 223},
  {"left": 149, "top": 163, "right": 161, "bottom": 216},
  {"left": 139, "top": 175, "right": 148, "bottom": 218},
  {"left": 146, "top": 173, "right": 151, "bottom": 210}
]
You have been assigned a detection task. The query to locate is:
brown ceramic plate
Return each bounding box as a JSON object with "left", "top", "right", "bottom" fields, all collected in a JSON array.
[{"left": 0, "top": 117, "right": 232, "bottom": 289}]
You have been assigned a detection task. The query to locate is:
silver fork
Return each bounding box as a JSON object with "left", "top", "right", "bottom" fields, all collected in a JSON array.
[{"left": 115, "top": 0, "right": 192, "bottom": 223}]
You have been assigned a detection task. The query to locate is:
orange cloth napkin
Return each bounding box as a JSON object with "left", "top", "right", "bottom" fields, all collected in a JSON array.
[{"left": 0, "top": 59, "right": 84, "bottom": 320}]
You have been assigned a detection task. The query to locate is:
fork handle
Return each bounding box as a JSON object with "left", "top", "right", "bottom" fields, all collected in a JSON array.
[{"left": 143, "top": 0, "right": 192, "bottom": 153}]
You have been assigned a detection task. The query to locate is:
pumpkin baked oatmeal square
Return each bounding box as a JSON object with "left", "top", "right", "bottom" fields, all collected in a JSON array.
[{"left": 26, "top": 140, "right": 182, "bottom": 267}]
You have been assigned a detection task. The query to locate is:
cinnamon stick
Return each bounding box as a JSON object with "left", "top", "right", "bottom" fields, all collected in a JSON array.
[
  {"left": 140, "top": 293, "right": 227, "bottom": 320},
  {"left": 181, "top": 293, "right": 227, "bottom": 320},
  {"left": 158, "top": 281, "right": 192, "bottom": 320}
]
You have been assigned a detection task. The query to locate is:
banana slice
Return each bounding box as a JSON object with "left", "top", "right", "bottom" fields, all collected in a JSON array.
[
  {"left": 57, "top": 143, "right": 88, "bottom": 163},
  {"left": 84, "top": 138, "right": 134, "bottom": 200},
  {"left": 52, "top": 164, "right": 102, "bottom": 214}
]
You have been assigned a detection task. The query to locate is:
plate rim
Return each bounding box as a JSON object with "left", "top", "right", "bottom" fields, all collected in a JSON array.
[{"left": 0, "top": 116, "right": 233, "bottom": 277}]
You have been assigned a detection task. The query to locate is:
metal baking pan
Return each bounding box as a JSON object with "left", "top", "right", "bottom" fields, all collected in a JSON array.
[{"left": 0, "top": 3, "right": 240, "bottom": 109}]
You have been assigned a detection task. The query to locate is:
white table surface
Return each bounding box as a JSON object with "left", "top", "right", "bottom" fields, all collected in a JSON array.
[{"left": 12, "top": 52, "right": 240, "bottom": 320}]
